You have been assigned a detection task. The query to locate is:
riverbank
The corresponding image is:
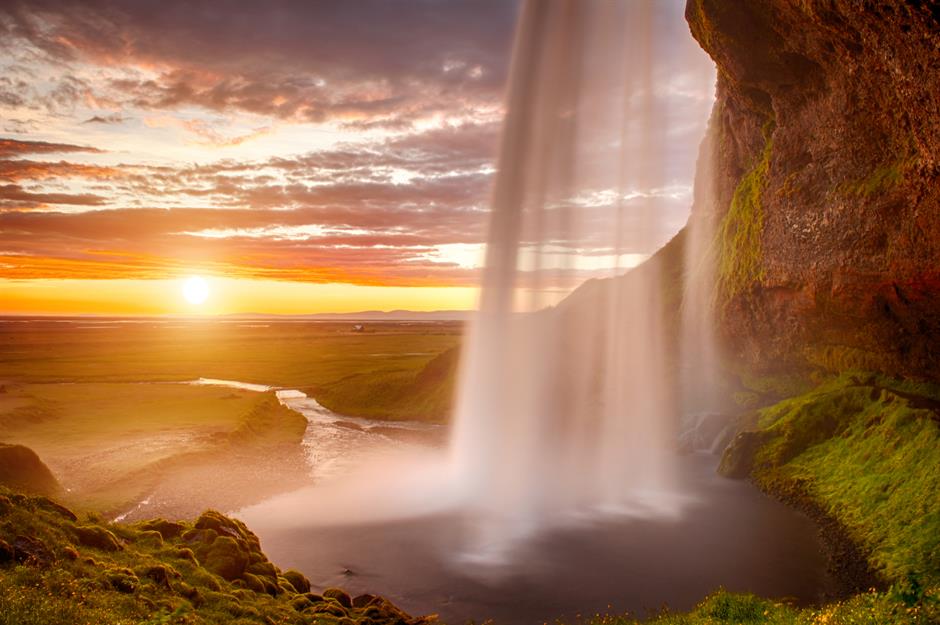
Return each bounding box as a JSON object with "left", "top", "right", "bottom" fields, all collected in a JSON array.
[{"left": 0, "top": 381, "right": 310, "bottom": 517}]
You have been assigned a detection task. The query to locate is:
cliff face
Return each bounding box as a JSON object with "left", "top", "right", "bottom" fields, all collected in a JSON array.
[{"left": 686, "top": 1, "right": 940, "bottom": 380}]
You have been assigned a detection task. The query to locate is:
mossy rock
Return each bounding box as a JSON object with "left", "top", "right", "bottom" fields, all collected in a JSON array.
[
  {"left": 718, "top": 430, "right": 772, "bottom": 479},
  {"left": 242, "top": 572, "right": 267, "bottom": 594},
  {"left": 73, "top": 525, "right": 123, "bottom": 552},
  {"left": 15, "top": 536, "right": 57, "bottom": 566},
  {"left": 283, "top": 568, "right": 311, "bottom": 593},
  {"left": 322, "top": 587, "right": 353, "bottom": 608},
  {"left": 140, "top": 563, "right": 176, "bottom": 588},
  {"left": 246, "top": 559, "right": 278, "bottom": 579},
  {"left": 307, "top": 601, "right": 348, "bottom": 618},
  {"left": 106, "top": 569, "right": 139, "bottom": 593},
  {"left": 198, "top": 535, "right": 248, "bottom": 581},
  {"left": 194, "top": 510, "right": 261, "bottom": 549},
  {"left": 182, "top": 527, "right": 218, "bottom": 546},
  {"left": 135, "top": 529, "right": 164, "bottom": 547},
  {"left": 175, "top": 547, "right": 197, "bottom": 562},
  {"left": 135, "top": 518, "right": 186, "bottom": 540}
]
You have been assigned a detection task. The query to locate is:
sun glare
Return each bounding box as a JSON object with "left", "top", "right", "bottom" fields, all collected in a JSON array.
[{"left": 182, "top": 276, "right": 210, "bottom": 305}]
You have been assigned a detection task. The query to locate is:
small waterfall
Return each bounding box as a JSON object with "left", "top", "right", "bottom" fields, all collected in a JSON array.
[{"left": 450, "top": 0, "right": 716, "bottom": 558}]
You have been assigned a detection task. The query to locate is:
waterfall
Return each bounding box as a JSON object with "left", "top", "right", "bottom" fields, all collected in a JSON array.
[{"left": 449, "top": 0, "right": 716, "bottom": 559}]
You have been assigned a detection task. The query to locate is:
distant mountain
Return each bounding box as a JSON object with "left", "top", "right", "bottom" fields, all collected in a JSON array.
[{"left": 222, "top": 310, "right": 473, "bottom": 321}]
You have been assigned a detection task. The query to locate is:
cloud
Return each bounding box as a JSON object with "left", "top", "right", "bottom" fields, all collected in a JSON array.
[
  {"left": 0, "top": 0, "right": 518, "bottom": 128},
  {"left": 0, "top": 137, "right": 103, "bottom": 157},
  {"left": 0, "top": 183, "right": 107, "bottom": 206},
  {"left": 83, "top": 113, "right": 128, "bottom": 124}
]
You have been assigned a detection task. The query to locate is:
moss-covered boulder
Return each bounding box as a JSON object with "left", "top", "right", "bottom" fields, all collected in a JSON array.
[
  {"left": 12, "top": 534, "right": 55, "bottom": 567},
  {"left": 282, "top": 568, "right": 311, "bottom": 594},
  {"left": 322, "top": 587, "right": 353, "bottom": 608},
  {"left": 199, "top": 535, "right": 249, "bottom": 581},
  {"left": 135, "top": 518, "right": 185, "bottom": 540},
  {"left": 73, "top": 524, "right": 123, "bottom": 552}
]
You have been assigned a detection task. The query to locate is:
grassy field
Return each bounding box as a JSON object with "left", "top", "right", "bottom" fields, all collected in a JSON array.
[
  {"left": 0, "top": 319, "right": 462, "bottom": 421},
  {"left": 0, "top": 318, "right": 461, "bottom": 513}
]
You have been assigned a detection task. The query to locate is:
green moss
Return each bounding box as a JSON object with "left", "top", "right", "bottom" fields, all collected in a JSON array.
[
  {"left": 842, "top": 159, "right": 908, "bottom": 197},
  {"left": 714, "top": 132, "right": 773, "bottom": 302},
  {"left": 747, "top": 372, "right": 940, "bottom": 585},
  {"left": 0, "top": 488, "right": 426, "bottom": 625},
  {"left": 804, "top": 344, "right": 888, "bottom": 373}
]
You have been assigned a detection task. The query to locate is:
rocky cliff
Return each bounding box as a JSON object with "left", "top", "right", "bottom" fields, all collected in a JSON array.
[{"left": 686, "top": 0, "right": 940, "bottom": 381}]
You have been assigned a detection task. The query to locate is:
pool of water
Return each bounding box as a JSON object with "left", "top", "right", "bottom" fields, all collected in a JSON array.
[{"left": 238, "top": 449, "right": 834, "bottom": 625}]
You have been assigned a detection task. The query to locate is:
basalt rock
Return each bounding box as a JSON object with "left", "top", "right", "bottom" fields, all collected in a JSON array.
[{"left": 686, "top": 1, "right": 940, "bottom": 381}]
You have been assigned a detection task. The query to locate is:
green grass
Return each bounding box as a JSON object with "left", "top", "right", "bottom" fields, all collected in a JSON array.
[
  {"left": 561, "top": 587, "right": 939, "bottom": 624},
  {"left": 313, "top": 346, "right": 459, "bottom": 421},
  {"left": 748, "top": 372, "right": 940, "bottom": 586}
]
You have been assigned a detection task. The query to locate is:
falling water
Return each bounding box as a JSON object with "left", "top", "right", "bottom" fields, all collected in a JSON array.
[{"left": 450, "top": 0, "right": 716, "bottom": 558}]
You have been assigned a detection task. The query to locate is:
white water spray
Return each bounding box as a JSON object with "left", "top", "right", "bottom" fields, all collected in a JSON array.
[{"left": 450, "top": 0, "right": 716, "bottom": 557}]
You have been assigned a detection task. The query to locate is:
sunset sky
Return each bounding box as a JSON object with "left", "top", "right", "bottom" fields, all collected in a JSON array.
[{"left": 0, "top": 0, "right": 713, "bottom": 315}]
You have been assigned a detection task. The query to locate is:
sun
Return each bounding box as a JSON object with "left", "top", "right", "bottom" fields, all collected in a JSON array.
[{"left": 182, "top": 276, "right": 210, "bottom": 305}]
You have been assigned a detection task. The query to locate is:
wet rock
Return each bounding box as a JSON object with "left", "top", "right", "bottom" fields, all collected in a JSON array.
[
  {"left": 687, "top": 0, "right": 940, "bottom": 382},
  {"left": 13, "top": 535, "right": 55, "bottom": 567},
  {"left": 718, "top": 430, "right": 771, "bottom": 479},
  {"left": 282, "top": 568, "right": 311, "bottom": 593},
  {"left": 73, "top": 525, "right": 123, "bottom": 552},
  {"left": 198, "top": 535, "right": 248, "bottom": 581},
  {"left": 323, "top": 587, "right": 353, "bottom": 608}
]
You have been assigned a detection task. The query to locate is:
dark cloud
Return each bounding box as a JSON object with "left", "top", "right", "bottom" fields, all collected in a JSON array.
[
  {"left": 83, "top": 113, "right": 128, "bottom": 124},
  {"left": 0, "top": 137, "right": 103, "bottom": 157},
  {"left": 0, "top": 0, "right": 519, "bottom": 126},
  {"left": 0, "top": 183, "right": 107, "bottom": 206}
]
